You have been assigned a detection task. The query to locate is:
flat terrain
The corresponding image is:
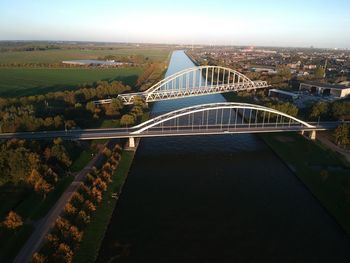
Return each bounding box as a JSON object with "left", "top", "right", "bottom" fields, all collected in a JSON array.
[
  {"left": 0, "top": 67, "right": 143, "bottom": 97},
  {"left": 0, "top": 48, "right": 171, "bottom": 64}
]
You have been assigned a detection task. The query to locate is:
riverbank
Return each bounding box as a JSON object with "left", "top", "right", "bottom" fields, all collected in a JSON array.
[
  {"left": 184, "top": 50, "right": 200, "bottom": 66},
  {"left": 223, "top": 92, "right": 350, "bottom": 235},
  {"left": 261, "top": 133, "right": 350, "bottom": 235}
]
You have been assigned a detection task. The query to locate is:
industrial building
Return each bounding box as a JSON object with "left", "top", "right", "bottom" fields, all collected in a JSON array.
[
  {"left": 268, "top": 89, "right": 299, "bottom": 101},
  {"left": 299, "top": 81, "right": 350, "bottom": 98}
]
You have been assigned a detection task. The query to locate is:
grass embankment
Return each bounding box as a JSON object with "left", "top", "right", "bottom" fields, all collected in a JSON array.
[
  {"left": 261, "top": 133, "right": 350, "bottom": 234},
  {"left": 73, "top": 150, "right": 135, "bottom": 263},
  {"left": 0, "top": 67, "right": 143, "bottom": 97}
]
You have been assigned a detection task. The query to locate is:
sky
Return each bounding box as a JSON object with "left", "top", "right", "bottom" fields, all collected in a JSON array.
[{"left": 1, "top": 0, "right": 350, "bottom": 48}]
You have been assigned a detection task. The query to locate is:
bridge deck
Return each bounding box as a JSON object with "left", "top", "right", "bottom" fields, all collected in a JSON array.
[{"left": 0, "top": 122, "right": 338, "bottom": 141}]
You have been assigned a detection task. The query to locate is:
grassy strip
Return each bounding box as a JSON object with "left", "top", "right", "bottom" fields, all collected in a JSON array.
[
  {"left": 0, "top": 225, "right": 34, "bottom": 262},
  {"left": 261, "top": 132, "right": 350, "bottom": 234},
  {"left": 70, "top": 149, "right": 96, "bottom": 173},
  {"left": 73, "top": 150, "right": 135, "bottom": 263},
  {"left": 7, "top": 176, "right": 74, "bottom": 220},
  {"left": 30, "top": 176, "right": 74, "bottom": 220}
]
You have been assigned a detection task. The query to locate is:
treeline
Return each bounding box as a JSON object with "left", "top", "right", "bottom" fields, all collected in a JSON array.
[
  {"left": 265, "top": 101, "right": 299, "bottom": 117},
  {"left": 32, "top": 145, "right": 122, "bottom": 263},
  {"left": 308, "top": 100, "right": 350, "bottom": 121},
  {"left": 0, "top": 81, "right": 130, "bottom": 109},
  {"left": 0, "top": 63, "right": 138, "bottom": 68},
  {"left": 0, "top": 44, "right": 60, "bottom": 52},
  {"left": 98, "top": 54, "right": 149, "bottom": 64},
  {"left": 334, "top": 124, "right": 350, "bottom": 148},
  {"left": 136, "top": 62, "right": 167, "bottom": 91},
  {"left": 0, "top": 81, "right": 133, "bottom": 133},
  {"left": 0, "top": 104, "right": 66, "bottom": 132}
]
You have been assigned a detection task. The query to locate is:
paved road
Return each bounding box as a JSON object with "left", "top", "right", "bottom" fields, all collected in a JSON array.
[{"left": 13, "top": 147, "right": 106, "bottom": 263}]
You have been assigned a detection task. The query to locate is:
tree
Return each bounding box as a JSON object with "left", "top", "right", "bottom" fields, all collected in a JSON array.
[
  {"left": 105, "top": 98, "right": 123, "bottom": 116},
  {"left": 277, "top": 65, "right": 292, "bottom": 81},
  {"left": 27, "top": 169, "right": 53, "bottom": 198},
  {"left": 91, "top": 187, "right": 103, "bottom": 203},
  {"left": 53, "top": 115, "right": 63, "bottom": 128},
  {"left": 120, "top": 114, "right": 135, "bottom": 127},
  {"left": 50, "top": 143, "right": 72, "bottom": 168},
  {"left": 76, "top": 210, "right": 90, "bottom": 228},
  {"left": 93, "top": 177, "right": 107, "bottom": 192},
  {"left": 83, "top": 200, "right": 96, "bottom": 213},
  {"left": 331, "top": 102, "right": 350, "bottom": 120},
  {"left": 309, "top": 102, "right": 328, "bottom": 120},
  {"left": 314, "top": 66, "right": 325, "bottom": 79},
  {"left": 64, "top": 203, "right": 77, "bottom": 216},
  {"left": 2, "top": 211, "right": 23, "bottom": 230},
  {"left": 86, "top": 101, "right": 96, "bottom": 114},
  {"left": 70, "top": 192, "right": 84, "bottom": 208},
  {"left": 32, "top": 253, "right": 46, "bottom": 263},
  {"left": 53, "top": 243, "right": 73, "bottom": 263},
  {"left": 334, "top": 124, "right": 349, "bottom": 147}
]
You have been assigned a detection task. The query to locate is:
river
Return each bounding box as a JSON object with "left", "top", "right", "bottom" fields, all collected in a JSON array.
[{"left": 97, "top": 50, "right": 350, "bottom": 263}]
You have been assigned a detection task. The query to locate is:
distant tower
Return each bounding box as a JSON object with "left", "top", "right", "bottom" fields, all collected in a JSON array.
[{"left": 323, "top": 59, "right": 328, "bottom": 78}]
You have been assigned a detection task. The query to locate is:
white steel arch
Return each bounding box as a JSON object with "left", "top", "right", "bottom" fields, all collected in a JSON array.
[
  {"left": 131, "top": 102, "right": 314, "bottom": 134},
  {"left": 116, "top": 66, "right": 269, "bottom": 104}
]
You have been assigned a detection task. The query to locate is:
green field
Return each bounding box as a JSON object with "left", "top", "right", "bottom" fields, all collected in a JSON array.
[
  {"left": 0, "top": 67, "right": 143, "bottom": 97},
  {"left": 0, "top": 48, "right": 171, "bottom": 64}
]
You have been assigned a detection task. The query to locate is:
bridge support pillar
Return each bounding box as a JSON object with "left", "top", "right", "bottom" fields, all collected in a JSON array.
[
  {"left": 309, "top": 130, "right": 317, "bottom": 140},
  {"left": 300, "top": 130, "right": 305, "bottom": 136},
  {"left": 128, "top": 137, "right": 135, "bottom": 148}
]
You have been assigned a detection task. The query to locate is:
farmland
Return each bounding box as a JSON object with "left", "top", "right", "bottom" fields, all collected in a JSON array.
[
  {"left": 0, "top": 44, "right": 171, "bottom": 97},
  {"left": 0, "top": 47, "right": 171, "bottom": 64},
  {"left": 0, "top": 67, "right": 143, "bottom": 97}
]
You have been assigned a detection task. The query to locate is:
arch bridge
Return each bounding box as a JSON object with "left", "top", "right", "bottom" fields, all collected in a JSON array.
[
  {"left": 94, "top": 66, "right": 269, "bottom": 105},
  {"left": 0, "top": 102, "right": 333, "bottom": 145}
]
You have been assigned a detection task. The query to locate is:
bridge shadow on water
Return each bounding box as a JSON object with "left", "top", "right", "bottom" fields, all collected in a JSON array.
[{"left": 97, "top": 133, "right": 350, "bottom": 263}]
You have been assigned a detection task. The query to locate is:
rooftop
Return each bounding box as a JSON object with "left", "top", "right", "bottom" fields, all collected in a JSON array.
[{"left": 301, "top": 81, "right": 350, "bottom": 90}]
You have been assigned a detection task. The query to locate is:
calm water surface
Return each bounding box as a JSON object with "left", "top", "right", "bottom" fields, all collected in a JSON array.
[{"left": 97, "top": 51, "right": 350, "bottom": 263}]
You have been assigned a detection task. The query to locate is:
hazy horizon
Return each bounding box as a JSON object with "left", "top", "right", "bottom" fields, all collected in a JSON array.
[{"left": 1, "top": 0, "right": 350, "bottom": 49}]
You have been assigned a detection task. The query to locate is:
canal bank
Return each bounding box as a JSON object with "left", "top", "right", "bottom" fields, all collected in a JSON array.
[
  {"left": 97, "top": 50, "right": 350, "bottom": 263},
  {"left": 221, "top": 86, "right": 350, "bottom": 236}
]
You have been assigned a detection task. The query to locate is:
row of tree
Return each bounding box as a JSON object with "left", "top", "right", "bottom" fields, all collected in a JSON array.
[
  {"left": 136, "top": 62, "right": 167, "bottom": 91},
  {"left": 309, "top": 101, "right": 350, "bottom": 121},
  {"left": 33, "top": 144, "right": 122, "bottom": 263},
  {"left": 334, "top": 124, "right": 350, "bottom": 147},
  {"left": 0, "top": 80, "right": 131, "bottom": 110}
]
